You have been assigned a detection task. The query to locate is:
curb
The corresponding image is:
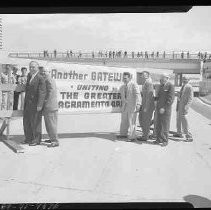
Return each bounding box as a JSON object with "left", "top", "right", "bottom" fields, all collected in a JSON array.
[{"left": 198, "top": 96, "right": 211, "bottom": 106}]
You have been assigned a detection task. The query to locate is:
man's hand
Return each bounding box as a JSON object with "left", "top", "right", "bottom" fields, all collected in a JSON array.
[
  {"left": 37, "top": 107, "right": 42, "bottom": 112},
  {"left": 136, "top": 105, "right": 141, "bottom": 112},
  {"left": 184, "top": 105, "right": 188, "bottom": 114},
  {"left": 175, "top": 92, "right": 180, "bottom": 97},
  {"left": 159, "top": 108, "right": 165, "bottom": 114}
]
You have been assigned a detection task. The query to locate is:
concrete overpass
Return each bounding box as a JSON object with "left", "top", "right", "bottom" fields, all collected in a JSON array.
[{"left": 8, "top": 52, "right": 207, "bottom": 86}]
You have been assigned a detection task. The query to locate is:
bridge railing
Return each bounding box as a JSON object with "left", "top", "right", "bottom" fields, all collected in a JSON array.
[{"left": 8, "top": 51, "right": 209, "bottom": 60}]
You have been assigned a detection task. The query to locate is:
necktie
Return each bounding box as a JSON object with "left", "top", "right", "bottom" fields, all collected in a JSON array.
[
  {"left": 180, "top": 85, "right": 185, "bottom": 98},
  {"left": 28, "top": 74, "right": 32, "bottom": 84},
  {"left": 125, "top": 84, "right": 127, "bottom": 99}
]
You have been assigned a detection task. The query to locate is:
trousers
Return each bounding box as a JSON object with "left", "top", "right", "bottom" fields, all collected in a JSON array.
[
  {"left": 120, "top": 109, "right": 137, "bottom": 139},
  {"left": 44, "top": 110, "right": 58, "bottom": 141},
  {"left": 176, "top": 110, "right": 192, "bottom": 137},
  {"left": 23, "top": 108, "right": 42, "bottom": 143},
  {"left": 139, "top": 109, "right": 154, "bottom": 138},
  {"left": 13, "top": 91, "right": 20, "bottom": 110},
  {"left": 156, "top": 110, "right": 171, "bottom": 143}
]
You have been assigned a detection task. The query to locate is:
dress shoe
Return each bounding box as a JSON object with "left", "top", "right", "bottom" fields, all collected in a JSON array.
[
  {"left": 173, "top": 133, "right": 183, "bottom": 138},
  {"left": 116, "top": 135, "right": 127, "bottom": 139},
  {"left": 149, "top": 134, "right": 156, "bottom": 139},
  {"left": 160, "top": 142, "right": 168, "bottom": 147},
  {"left": 153, "top": 141, "right": 160, "bottom": 145},
  {"left": 126, "top": 139, "right": 135, "bottom": 142},
  {"left": 29, "top": 141, "right": 40, "bottom": 146},
  {"left": 43, "top": 139, "right": 52, "bottom": 143},
  {"left": 21, "top": 140, "right": 30, "bottom": 144},
  {"left": 40, "top": 139, "right": 52, "bottom": 145},
  {"left": 47, "top": 141, "right": 59, "bottom": 147},
  {"left": 137, "top": 136, "right": 148, "bottom": 141},
  {"left": 184, "top": 138, "right": 193, "bottom": 142}
]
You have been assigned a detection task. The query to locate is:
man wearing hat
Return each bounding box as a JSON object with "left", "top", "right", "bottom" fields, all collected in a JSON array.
[
  {"left": 173, "top": 76, "right": 193, "bottom": 142},
  {"left": 155, "top": 73, "right": 175, "bottom": 146}
]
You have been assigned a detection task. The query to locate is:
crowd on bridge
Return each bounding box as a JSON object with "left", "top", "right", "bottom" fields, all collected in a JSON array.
[
  {"left": 0, "top": 61, "right": 194, "bottom": 148},
  {"left": 42, "top": 49, "right": 211, "bottom": 60}
]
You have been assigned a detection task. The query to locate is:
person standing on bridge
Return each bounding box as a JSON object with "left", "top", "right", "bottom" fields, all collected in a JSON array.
[
  {"left": 181, "top": 51, "right": 184, "bottom": 59},
  {"left": 154, "top": 73, "right": 175, "bottom": 147},
  {"left": 173, "top": 76, "right": 193, "bottom": 142},
  {"left": 187, "top": 51, "right": 190, "bottom": 59},
  {"left": 124, "top": 51, "right": 127, "bottom": 58},
  {"left": 138, "top": 71, "right": 155, "bottom": 141},
  {"left": 117, "top": 72, "right": 141, "bottom": 141},
  {"left": 22, "top": 61, "right": 46, "bottom": 146},
  {"left": 112, "top": 51, "right": 115, "bottom": 59},
  {"left": 54, "top": 49, "right": 57, "bottom": 58},
  {"left": 163, "top": 51, "right": 166, "bottom": 59}
]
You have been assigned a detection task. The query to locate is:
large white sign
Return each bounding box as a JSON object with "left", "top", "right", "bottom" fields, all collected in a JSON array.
[{"left": 46, "top": 62, "right": 137, "bottom": 113}]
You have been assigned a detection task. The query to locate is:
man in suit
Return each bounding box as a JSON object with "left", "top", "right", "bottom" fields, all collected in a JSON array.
[
  {"left": 117, "top": 72, "right": 141, "bottom": 141},
  {"left": 138, "top": 71, "right": 155, "bottom": 141},
  {"left": 173, "top": 76, "right": 193, "bottom": 142},
  {"left": 155, "top": 73, "right": 175, "bottom": 147},
  {"left": 39, "top": 66, "right": 59, "bottom": 147},
  {"left": 22, "top": 61, "right": 46, "bottom": 146}
]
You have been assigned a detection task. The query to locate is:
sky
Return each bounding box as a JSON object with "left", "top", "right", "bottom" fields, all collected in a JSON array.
[{"left": 1, "top": 6, "right": 211, "bottom": 55}]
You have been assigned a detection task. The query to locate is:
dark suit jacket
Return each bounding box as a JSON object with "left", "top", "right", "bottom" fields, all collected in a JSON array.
[
  {"left": 141, "top": 79, "right": 155, "bottom": 111},
  {"left": 157, "top": 81, "right": 175, "bottom": 114},
  {"left": 24, "top": 72, "right": 46, "bottom": 112},
  {"left": 43, "top": 75, "right": 58, "bottom": 112}
]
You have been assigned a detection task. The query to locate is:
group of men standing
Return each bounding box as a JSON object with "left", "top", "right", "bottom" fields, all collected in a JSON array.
[
  {"left": 22, "top": 61, "right": 59, "bottom": 148},
  {"left": 16, "top": 61, "right": 193, "bottom": 148},
  {"left": 118, "top": 71, "right": 194, "bottom": 147}
]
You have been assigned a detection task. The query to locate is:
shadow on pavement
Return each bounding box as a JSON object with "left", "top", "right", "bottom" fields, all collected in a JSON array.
[
  {"left": 7, "top": 132, "right": 118, "bottom": 143},
  {"left": 57, "top": 132, "right": 117, "bottom": 141},
  {"left": 8, "top": 131, "right": 182, "bottom": 146},
  {"left": 183, "top": 194, "right": 211, "bottom": 208}
]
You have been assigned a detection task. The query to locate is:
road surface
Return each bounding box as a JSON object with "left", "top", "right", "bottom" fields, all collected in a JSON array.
[{"left": 0, "top": 98, "right": 211, "bottom": 207}]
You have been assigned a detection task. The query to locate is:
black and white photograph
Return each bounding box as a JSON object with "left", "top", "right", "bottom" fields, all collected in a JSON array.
[{"left": 0, "top": 5, "right": 211, "bottom": 208}]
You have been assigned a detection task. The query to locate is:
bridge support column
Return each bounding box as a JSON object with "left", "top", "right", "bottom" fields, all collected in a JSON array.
[
  {"left": 200, "top": 60, "right": 204, "bottom": 81},
  {"left": 174, "top": 73, "right": 179, "bottom": 86},
  {"left": 179, "top": 73, "right": 183, "bottom": 86}
]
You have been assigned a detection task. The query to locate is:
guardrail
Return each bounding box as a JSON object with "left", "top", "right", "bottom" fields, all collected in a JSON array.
[
  {"left": 0, "top": 84, "right": 25, "bottom": 140},
  {"left": 8, "top": 51, "right": 211, "bottom": 61}
]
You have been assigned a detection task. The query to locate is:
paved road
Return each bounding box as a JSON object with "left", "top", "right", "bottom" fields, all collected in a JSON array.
[{"left": 0, "top": 99, "right": 211, "bottom": 207}]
